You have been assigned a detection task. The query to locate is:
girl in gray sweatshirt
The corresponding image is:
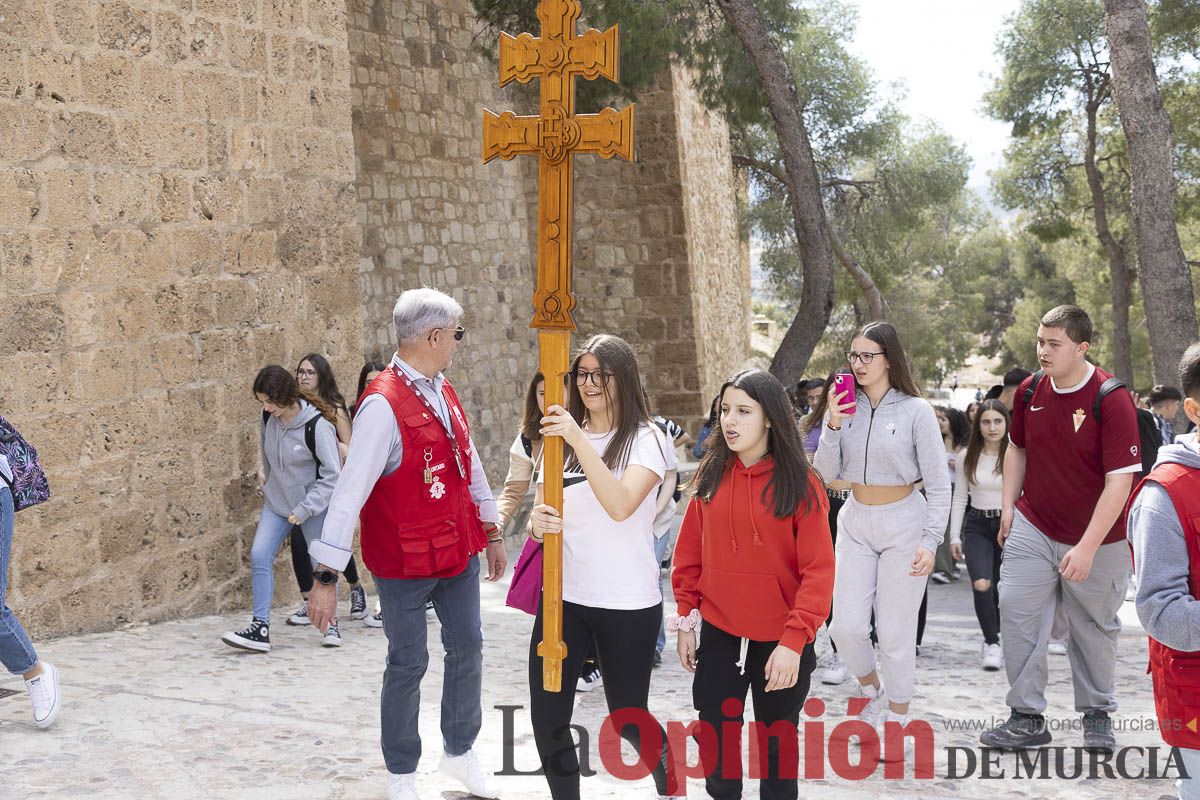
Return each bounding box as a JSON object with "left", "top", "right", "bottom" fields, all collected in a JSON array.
[
  {"left": 815, "top": 321, "right": 951, "bottom": 749},
  {"left": 221, "top": 365, "right": 342, "bottom": 653}
]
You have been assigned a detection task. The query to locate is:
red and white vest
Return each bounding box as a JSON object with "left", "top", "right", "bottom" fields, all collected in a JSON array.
[
  {"left": 1128, "top": 462, "right": 1200, "bottom": 749},
  {"left": 358, "top": 367, "right": 487, "bottom": 579}
]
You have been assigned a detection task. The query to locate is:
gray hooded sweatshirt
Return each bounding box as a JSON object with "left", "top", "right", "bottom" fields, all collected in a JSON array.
[
  {"left": 260, "top": 400, "right": 341, "bottom": 524},
  {"left": 1128, "top": 433, "right": 1200, "bottom": 652}
]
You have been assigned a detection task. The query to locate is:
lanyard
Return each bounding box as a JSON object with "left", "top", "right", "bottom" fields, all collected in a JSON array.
[{"left": 394, "top": 366, "right": 467, "bottom": 480}]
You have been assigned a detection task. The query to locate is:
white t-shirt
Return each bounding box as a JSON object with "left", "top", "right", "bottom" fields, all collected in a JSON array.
[
  {"left": 539, "top": 424, "right": 666, "bottom": 610},
  {"left": 652, "top": 424, "right": 680, "bottom": 537}
]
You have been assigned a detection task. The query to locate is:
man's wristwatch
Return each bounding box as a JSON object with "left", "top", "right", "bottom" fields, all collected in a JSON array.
[{"left": 313, "top": 569, "right": 338, "bottom": 586}]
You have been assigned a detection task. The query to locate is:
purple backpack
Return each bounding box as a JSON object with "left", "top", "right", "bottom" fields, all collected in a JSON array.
[{"left": 0, "top": 415, "right": 50, "bottom": 512}]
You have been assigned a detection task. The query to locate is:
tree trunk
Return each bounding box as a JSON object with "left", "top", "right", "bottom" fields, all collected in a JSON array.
[
  {"left": 1082, "top": 94, "right": 1135, "bottom": 385},
  {"left": 1104, "top": 0, "right": 1200, "bottom": 397},
  {"left": 716, "top": 0, "right": 836, "bottom": 385},
  {"left": 829, "top": 229, "right": 885, "bottom": 321}
]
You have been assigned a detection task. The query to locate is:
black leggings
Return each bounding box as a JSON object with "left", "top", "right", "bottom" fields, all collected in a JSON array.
[
  {"left": 962, "top": 512, "right": 1002, "bottom": 645},
  {"left": 694, "top": 622, "right": 816, "bottom": 800},
  {"left": 528, "top": 600, "right": 677, "bottom": 800},
  {"left": 290, "top": 525, "right": 358, "bottom": 591}
]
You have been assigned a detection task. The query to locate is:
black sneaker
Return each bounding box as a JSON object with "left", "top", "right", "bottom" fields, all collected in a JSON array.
[
  {"left": 979, "top": 710, "right": 1051, "bottom": 749},
  {"left": 350, "top": 586, "right": 368, "bottom": 620},
  {"left": 1082, "top": 710, "right": 1115, "bottom": 753},
  {"left": 222, "top": 618, "right": 271, "bottom": 653},
  {"left": 653, "top": 650, "right": 663, "bottom": 668}
]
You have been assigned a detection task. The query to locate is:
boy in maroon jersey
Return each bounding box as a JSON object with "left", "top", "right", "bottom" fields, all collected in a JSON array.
[{"left": 980, "top": 305, "right": 1140, "bottom": 752}]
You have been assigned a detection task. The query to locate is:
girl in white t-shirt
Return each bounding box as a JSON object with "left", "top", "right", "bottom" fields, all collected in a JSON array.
[
  {"left": 530, "top": 334, "right": 678, "bottom": 800},
  {"left": 948, "top": 399, "right": 1010, "bottom": 671}
]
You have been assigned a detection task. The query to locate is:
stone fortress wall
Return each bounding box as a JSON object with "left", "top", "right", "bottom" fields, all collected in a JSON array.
[{"left": 0, "top": 0, "right": 749, "bottom": 638}]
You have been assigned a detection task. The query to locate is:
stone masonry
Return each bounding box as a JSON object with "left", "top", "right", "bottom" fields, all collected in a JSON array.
[{"left": 1, "top": 0, "right": 748, "bottom": 638}]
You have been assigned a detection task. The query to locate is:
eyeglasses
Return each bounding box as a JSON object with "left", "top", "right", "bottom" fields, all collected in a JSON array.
[
  {"left": 846, "top": 350, "right": 886, "bottom": 365},
  {"left": 572, "top": 369, "right": 612, "bottom": 388},
  {"left": 428, "top": 326, "right": 466, "bottom": 342},
  {"left": 296, "top": 368, "right": 317, "bottom": 377}
]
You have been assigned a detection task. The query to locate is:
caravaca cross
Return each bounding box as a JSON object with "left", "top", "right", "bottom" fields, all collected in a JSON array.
[{"left": 483, "top": 0, "right": 635, "bottom": 692}]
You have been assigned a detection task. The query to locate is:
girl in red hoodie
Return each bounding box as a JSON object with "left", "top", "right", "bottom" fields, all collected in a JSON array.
[{"left": 670, "top": 369, "right": 835, "bottom": 800}]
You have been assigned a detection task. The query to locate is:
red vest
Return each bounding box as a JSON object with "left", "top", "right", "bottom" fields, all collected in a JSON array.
[
  {"left": 358, "top": 367, "right": 487, "bottom": 579},
  {"left": 1127, "top": 462, "right": 1200, "bottom": 749}
]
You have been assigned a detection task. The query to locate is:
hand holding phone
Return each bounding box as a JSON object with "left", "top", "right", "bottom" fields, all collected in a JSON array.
[{"left": 829, "top": 372, "right": 857, "bottom": 422}]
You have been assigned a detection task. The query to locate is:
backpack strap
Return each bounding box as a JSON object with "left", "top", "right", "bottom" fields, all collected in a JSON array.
[
  {"left": 304, "top": 417, "right": 322, "bottom": 480},
  {"left": 1093, "top": 377, "right": 1126, "bottom": 425},
  {"left": 1022, "top": 370, "right": 1044, "bottom": 408}
]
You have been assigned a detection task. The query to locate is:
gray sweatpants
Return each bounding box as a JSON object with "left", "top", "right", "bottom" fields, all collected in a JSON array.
[
  {"left": 999, "top": 510, "right": 1131, "bottom": 715},
  {"left": 829, "top": 491, "right": 930, "bottom": 705}
]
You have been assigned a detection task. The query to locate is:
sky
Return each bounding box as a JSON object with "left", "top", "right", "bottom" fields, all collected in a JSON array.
[{"left": 847, "top": 0, "right": 1025, "bottom": 204}]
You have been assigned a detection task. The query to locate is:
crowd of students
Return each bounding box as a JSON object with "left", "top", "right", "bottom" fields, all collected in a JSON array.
[{"left": 4, "top": 293, "right": 1199, "bottom": 800}]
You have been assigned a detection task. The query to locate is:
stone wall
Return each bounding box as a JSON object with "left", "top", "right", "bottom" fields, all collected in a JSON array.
[{"left": 0, "top": 0, "right": 363, "bottom": 637}]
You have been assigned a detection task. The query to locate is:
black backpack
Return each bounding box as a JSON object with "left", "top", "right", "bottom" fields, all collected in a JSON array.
[
  {"left": 1022, "top": 370, "right": 1158, "bottom": 476},
  {"left": 262, "top": 410, "right": 322, "bottom": 479}
]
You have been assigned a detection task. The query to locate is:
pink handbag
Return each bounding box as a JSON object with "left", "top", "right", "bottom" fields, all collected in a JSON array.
[{"left": 505, "top": 537, "right": 543, "bottom": 615}]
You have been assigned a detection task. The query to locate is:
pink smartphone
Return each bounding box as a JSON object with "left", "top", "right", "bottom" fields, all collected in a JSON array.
[{"left": 834, "top": 372, "right": 857, "bottom": 415}]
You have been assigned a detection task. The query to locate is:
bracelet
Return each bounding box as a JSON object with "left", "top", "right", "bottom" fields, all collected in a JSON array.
[
  {"left": 826, "top": 421, "right": 842, "bottom": 432},
  {"left": 665, "top": 609, "right": 702, "bottom": 633}
]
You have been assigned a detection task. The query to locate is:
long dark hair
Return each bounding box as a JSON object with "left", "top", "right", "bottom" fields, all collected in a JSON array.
[
  {"left": 297, "top": 353, "right": 348, "bottom": 416},
  {"left": 355, "top": 360, "right": 388, "bottom": 405},
  {"left": 520, "top": 371, "right": 545, "bottom": 443},
  {"left": 253, "top": 365, "right": 337, "bottom": 424},
  {"left": 962, "top": 399, "right": 1010, "bottom": 485},
  {"left": 690, "top": 369, "right": 816, "bottom": 518},
  {"left": 937, "top": 405, "right": 970, "bottom": 450},
  {"left": 802, "top": 368, "right": 844, "bottom": 435},
  {"left": 565, "top": 334, "right": 652, "bottom": 471},
  {"left": 855, "top": 321, "right": 923, "bottom": 399}
]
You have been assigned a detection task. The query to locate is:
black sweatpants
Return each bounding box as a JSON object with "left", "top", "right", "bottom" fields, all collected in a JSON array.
[
  {"left": 290, "top": 525, "right": 358, "bottom": 589},
  {"left": 962, "top": 512, "right": 1002, "bottom": 645},
  {"left": 528, "top": 599, "right": 677, "bottom": 799},
  {"left": 693, "top": 622, "right": 817, "bottom": 800}
]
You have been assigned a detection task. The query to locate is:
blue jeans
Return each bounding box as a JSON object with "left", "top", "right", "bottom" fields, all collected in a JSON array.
[
  {"left": 654, "top": 532, "right": 670, "bottom": 656},
  {"left": 375, "top": 555, "right": 483, "bottom": 775},
  {"left": 250, "top": 506, "right": 328, "bottom": 622},
  {"left": 0, "top": 486, "right": 38, "bottom": 674}
]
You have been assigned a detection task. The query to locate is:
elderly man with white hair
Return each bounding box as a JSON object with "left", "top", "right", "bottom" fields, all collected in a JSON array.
[{"left": 308, "top": 287, "right": 507, "bottom": 800}]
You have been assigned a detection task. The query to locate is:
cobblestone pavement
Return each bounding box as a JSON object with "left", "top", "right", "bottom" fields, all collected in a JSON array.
[{"left": 0, "top": 544, "right": 1183, "bottom": 800}]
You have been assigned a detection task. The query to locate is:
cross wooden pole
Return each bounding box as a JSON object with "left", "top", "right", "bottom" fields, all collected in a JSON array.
[{"left": 483, "top": 0, "right": 634, "bottom": 692}]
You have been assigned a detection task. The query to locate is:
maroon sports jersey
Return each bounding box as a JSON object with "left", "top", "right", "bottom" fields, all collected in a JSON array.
[{"left": 1010, "top": 365, "right": 1140, "bottom": 545}]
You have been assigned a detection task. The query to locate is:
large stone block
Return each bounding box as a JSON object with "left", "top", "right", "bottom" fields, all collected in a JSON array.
[{"left": 96, "top": 1, "right": 153, "bottom": 56}]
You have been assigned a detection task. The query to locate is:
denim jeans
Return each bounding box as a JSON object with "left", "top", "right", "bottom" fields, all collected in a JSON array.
[
  {"left": 375, "top": 555, "right": 484, "bottom": 775},
  {"left": 249, "top": 506, "right": 328, "bottom": 622},
  {"left": 0, "top": 486, "right": 38, "bottom": 674}
]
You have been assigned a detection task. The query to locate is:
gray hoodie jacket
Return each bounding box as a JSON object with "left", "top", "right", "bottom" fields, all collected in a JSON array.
[
  {"left": 1128, "top": 433, "right": 1200, "bottom": 652},
  {"left": 260, "top": 401, "right": 341, "bottom": 523},
  {"left": 815, "top": 388, "right": 951, "bottom": 554}
]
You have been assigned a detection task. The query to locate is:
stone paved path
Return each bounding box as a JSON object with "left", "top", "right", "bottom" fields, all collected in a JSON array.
[{"left": 0, "top": 542, "right": 1183, "bottom": 799}]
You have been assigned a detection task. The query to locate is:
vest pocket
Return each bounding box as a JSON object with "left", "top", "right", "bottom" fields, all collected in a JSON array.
[{"left": 397, "top": 519, "right": 465, "bottom": 577}]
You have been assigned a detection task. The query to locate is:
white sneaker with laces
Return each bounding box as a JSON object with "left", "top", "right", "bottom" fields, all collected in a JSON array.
[
  {"left": 821, "top": 654, "right": 849, "bottom": 685},
  {"left": 981, "top": 642, "right": 1003, "bottom": 671},
  {"left": 322, "top": 620, "right": 343, "bottom": 648},
  {"left": 577, "top": 667, "right": 603, "bottom": 693},
  {"left": 855, "top": 683, "right": 887, "bottom": 727},
  {"left": 386, "top": 772, "right": 421, "bottom": 800},
  {"left": 286, "top": 601, "right": 310, "bottom": 626},
  {"left": 26, "top": 661, "right": 61, "bottom": 729},
  {"left": 439, "top": 749, "right": 499, "bottom": 799}
]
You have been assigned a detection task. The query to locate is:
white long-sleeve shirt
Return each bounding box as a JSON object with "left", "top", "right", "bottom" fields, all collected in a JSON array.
[
  {"left": 308, "top": 355, "right": 497, "bottom": 573},
  {"left": 948, "top": 449, "right": 1003, "bottom": 544}
]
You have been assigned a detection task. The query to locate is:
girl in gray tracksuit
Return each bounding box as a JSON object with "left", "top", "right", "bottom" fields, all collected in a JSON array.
[
  {"left": 815, "top": 322, "right": 950, "bottom": 745},
  {"left": 221, "top": 365, "right": 342, "bottom": 653}
]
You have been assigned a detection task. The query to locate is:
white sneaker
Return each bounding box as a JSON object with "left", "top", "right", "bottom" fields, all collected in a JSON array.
[
  {"left": 365, "top": 602, "right": 384, "bottom": 628},
  {"left": 439, "top": 749, "right": 499, "bottom": 799},
  {"left": 286, "top": 601, "right": 310, "bottom": 626},
  {"left": 26, "top": 661, "right": 61, "bottom": 729},
  {"left": 1048, "top": 641, "right": 1067, "bottom": 656},
  {"left": 386, "top": 772, "right": 421, "bottom": 800},
  {"left": 981, "top": 643, "right": 1003, "bottom": 671},
  {"left": 877, "top": 710, "right": 916, "bottom": 763},
  {"left": 821, "top": 654, "right": 849, "bottom": 685},
  {"left": 322, "top": 620, "right": 343, "bottom": 647},
  {"left": 855, "top": 683, "right": 887, "bottom": 727},
  {"left": 577, "top": 666, "right": 603, "bottom": 693}
]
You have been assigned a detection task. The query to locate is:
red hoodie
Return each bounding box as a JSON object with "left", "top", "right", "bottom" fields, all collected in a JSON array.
[{"left": 672, "top": 457, "right": 834, "bottom": 653}]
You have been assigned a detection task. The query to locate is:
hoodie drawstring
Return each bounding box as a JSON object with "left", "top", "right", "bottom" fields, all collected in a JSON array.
[
  {"left": 735, "top": 636, "right": 750, "bottom": 676},
  {"left": 727, "top": 460, "right": 766, "bottom": 553}
]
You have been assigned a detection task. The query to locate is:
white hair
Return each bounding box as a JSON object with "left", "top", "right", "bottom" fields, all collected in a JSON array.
[{"left": 393, "top": 288, "right": 463, "bottom": 346}]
